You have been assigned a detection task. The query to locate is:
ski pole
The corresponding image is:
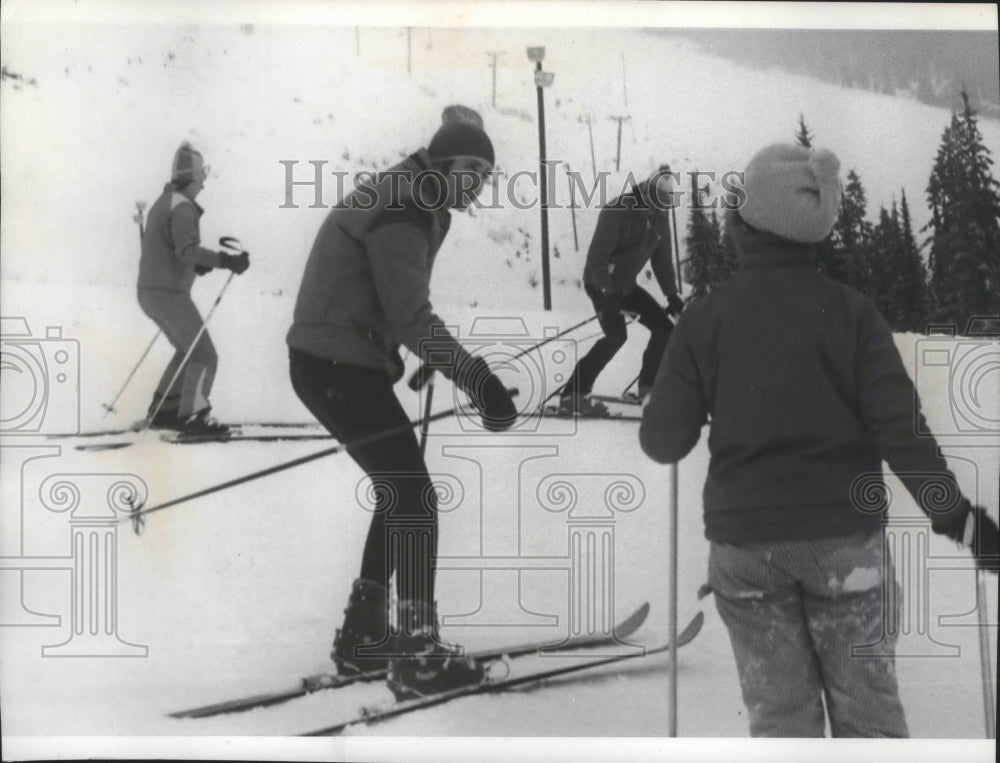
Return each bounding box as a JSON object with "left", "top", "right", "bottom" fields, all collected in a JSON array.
[
  {"left": 122, "top": 389, "right": 518, "bottom": 531},
  {"left": 102, "top": 331, "right": 161, "bottom": 417},
  {"left": 406, "top": 313, "right": 602, "bottom": 393},
  {"left": 975, "top": 568, "right": 996, "bottom": 738},
  {"left": 507, "top": 314, "right": 601, "bottom": 363},
  {"left": 419, "top": 371, "right": 436, "bottom": 455},
  {"left": 667, "top": 459, "right": 680, "bottom": 736},
  {"left": 143, "top": 270, "right": 237, "bottom": 429},
  {"left": 621, "top": 373, "right": 641, "bottom": 398},
  {"left": 104, "top": 201, "right": 157, "bottom": 418},
  {"left": 671, "top": 204, "right": 683, "bottom": 297}
]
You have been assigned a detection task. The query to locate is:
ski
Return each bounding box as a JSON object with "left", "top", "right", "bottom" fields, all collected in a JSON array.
[
  {"left": 540, "top": 404, "right": 642, "bottom": 422},
  {"left": 73, "top": 426, "right": 328, "bottom": 451},
  {"left": 160, "top": 431, "right": 331, "bottom": 445},
  {"left": 168, "top": 602, "right": 650, "bottom": 719},
  {"left": 60, "top": 420, "right": 320, "bottom": 439},
  {"left": 302, "top": 610, "right": 704, "bottom": 737},
  {"left": 590, "top": 393, "right": 643, "bottom": 407}
]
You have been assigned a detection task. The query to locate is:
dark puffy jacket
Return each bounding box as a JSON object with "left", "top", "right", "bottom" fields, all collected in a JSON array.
[
  {"left": 640, "top": 224, "right": 969, "bottom": 543},
  {"left": 287, "top": 150, "right": 475, "bottom": 381},
  {"left": 583, "top": 181, "right": 678, "bottom": 299}
]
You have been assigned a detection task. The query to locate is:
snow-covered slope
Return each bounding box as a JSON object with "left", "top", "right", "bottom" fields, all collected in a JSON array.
[{"left": 1, "top": 15, "right": 998, "bottom": 761}]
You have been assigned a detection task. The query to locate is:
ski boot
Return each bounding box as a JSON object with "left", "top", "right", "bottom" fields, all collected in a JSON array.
[
  {"left": 387, "top": 599, "right": 485, "bottom": 700},
  {"left": 146, "top": 395, "right": 184, "bottom": 430},
  {"left": 557, "top": 393, "right": 610, "bottom": 417},
  {"left": 621, "top": 383, "right": 652, "bottom": 406},
  {"left": 332, "top": 578, "right": 393, "bottom": 677},
  {"left": 178, "top": 408, "right": 231, "bottom": 438}
]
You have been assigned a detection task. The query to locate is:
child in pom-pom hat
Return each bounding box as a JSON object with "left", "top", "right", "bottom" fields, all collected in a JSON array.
[{"left": 640, "top": 143, "right": 999, "bottom": 737}]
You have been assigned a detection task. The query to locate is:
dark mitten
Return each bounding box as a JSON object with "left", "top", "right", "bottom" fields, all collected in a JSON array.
[
  {"left": 456, "top": 356, "right": 517, "bottom": 431},
  {"left": 194, "top": 264, "right": 213, "bottom": 276},
  {"left": 220, "top": 251, "right": 250, "bottom": 275},
  {"left": 666, "top": 292, "right": 686, "bottom": 317},
  {"left": 408, "top": 364, "right": 436, "bottom": 392},
  {"left": 941, "top": 504, "right": 1000, "bottom": 573}
]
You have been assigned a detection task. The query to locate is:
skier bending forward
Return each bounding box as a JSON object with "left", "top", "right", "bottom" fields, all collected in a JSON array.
[{"left": 287, "top": 107, "right": 517, "bottom": 699}]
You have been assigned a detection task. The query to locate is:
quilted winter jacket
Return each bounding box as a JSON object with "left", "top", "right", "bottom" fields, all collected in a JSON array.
[
  {"left": 137, "top": 185, "right": 221, "bottom": 292},
  {"left": 583, "top": 181, "right": 679, "bottom": 299},
  {"left": 286, "top": 150, "right": 475, "bottom": 380},
  {"left": 639, "top": 225, "right": 970, "bottom": 543}
]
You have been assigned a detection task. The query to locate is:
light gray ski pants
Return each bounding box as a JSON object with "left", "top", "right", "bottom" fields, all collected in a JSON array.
[
  {"left": 708, "top": 529, "right": 909, "bottom": 737},
  {"left": 137, "top": 288, "right": 217, "bottom": 419}
]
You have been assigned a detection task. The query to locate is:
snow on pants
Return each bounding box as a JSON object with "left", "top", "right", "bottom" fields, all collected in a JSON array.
[
  {"left": 288, "top": 348, "right": 438, "bottom": 607},
  {"left": 137, "top": 288, "right": 217, "bottom": 418},
  {"left": 707, "top": 530, "right": 909, "bottom": 737},
  {"left": 563, "top": 282, "right": 673, "bottom": 397}
]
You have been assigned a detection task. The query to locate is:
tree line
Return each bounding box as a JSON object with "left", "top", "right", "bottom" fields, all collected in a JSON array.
[{"left": 680, "top": 90, "right": 1000, "bottom": 334}]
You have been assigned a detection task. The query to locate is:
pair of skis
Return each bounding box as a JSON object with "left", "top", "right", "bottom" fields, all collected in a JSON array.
[
  {"left": 62, "top": 422, "right": 330, "bottom": 451},
  {"left": 540, "top": 393, "right": 644, "bottom": 421},
  {"left": 168, "top": 603, "right": 704, "bottom": 735}
]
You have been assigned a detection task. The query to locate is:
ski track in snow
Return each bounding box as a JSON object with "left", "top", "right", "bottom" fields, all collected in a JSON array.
[{"left": 0, "top": 22, "right": 997, "bottom": 745}]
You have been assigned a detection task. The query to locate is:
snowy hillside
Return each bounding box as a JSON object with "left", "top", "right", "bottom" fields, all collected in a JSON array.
[{"left": 1, "top": 10, "right": 998, "bottom": 763}]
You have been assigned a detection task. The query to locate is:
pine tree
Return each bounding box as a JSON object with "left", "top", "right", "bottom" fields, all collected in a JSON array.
[
  {"left": 925, "top": 89, "right": 1000, "bottom": 331},
  {"left": 891, "top": 190, "right": 931, "bottom": 331},
  {"left": 711, "top": 209, "right": 739, "bottom": 284},
  {"left": 795, "top": 114, "right": 814, "bottom": 148},
  {"left": 870, "top": 204, "right": 898, "bottom": 321},
  {"left": 682, "top": 175, "right": 718, "bottom": 298},
  {"left": 817, "top": 169, "right": 874, "bottom": 296}
]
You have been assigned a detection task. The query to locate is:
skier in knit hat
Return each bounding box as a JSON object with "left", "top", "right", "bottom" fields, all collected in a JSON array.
[
  {"left": 287, "top": 105, "right": 516, "bottom": 699},
  {"left": 640, "top": 143, "right": 999, "bottom": 737},
  {"left": 137, "top": 142, "right": 250, "bottom": 436}
]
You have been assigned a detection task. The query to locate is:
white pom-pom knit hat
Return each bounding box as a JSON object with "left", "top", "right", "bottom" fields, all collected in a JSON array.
[{"left": 737, "top": 143, "right": 842, "bottom": 243}]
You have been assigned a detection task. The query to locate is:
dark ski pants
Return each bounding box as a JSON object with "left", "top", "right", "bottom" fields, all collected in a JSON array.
[
  {"left": 707, "top": 530, "right": 909, "bottom": 738},
  {"left": 137, "top": 288, "right": 217, "bottom": 418},
  {"left": 289, "top": 348, "right": 437, "bottom": 607},
  {"left": 562, "top": 282, "right": 673, "bottom": 397}
]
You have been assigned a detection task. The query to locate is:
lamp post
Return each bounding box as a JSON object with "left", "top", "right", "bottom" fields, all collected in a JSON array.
[{"left": 528, "top": 46, "right": 554, "bottom": 311}]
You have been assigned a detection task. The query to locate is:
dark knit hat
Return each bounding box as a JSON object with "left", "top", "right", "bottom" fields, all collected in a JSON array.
[
  {"left": 171, "top": 141, "right": 204, "bottom": 184},
  {"left": 737, "top": 143, "right": 842, "bottom": 243},
  {"left": 427, "top": 105, "right": 494, "bottom": 166}
]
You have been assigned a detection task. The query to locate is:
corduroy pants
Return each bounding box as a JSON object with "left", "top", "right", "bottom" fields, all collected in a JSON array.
[{"left": 707, "top": 529, "right": 909, "bottom": 738}]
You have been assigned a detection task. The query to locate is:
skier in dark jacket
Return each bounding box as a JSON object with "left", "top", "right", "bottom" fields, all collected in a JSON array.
[
  {"left": 287, "top": 106, "right": 518, "bottom": 699},
  {"left": 138, "top": 142, "right": 250, "bottom": 436},
  {"left": 559, "top": 167, "right": 685, "bottom": 414},
  {"left": 640, "top": 143, "right": 999, "bottom": 737}
]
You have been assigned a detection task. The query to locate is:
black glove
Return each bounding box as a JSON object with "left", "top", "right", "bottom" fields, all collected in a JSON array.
[
  {"left": 599, "top": 291, "right": 622, "bottom": 320},
  {"left": 666, "top": 292, "right": 686, "bottom": 317},
  {"left": 408, "top": 364, "right": 436, "bottom": 392},
  {"left": 219, "top": 250, "right": 250, "bottom": 275},
  {"left": 194, "top": 264, "right": 213, "bottom": 276},
  {"left": 457, "top": 357, "right": 517, "bottom": 432},
  {"left": 942, "top": 505, "right": 1000, "bottom": 573}
]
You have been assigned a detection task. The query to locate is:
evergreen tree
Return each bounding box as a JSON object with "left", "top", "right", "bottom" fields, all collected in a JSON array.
[
  {"left": 795, "top": 114, "right": 814, "bottom": 148},
  {"left": 891, "top": 190, "right": 931, "bottom": 331},
  {"left": 682, "top": 175, "right": 718, "bottom": 298},
  {"left": 925, "top": 89, "right": 1000, "bottom": 330},
  {"left": 711, "top": 209, "right": 739, "bottom": 284},
  {"left": 870, "top": 204, "right": 898, "bottom": 321},
  {"left": 817, "top": 169, "right": 874, "bottom": 296}
]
